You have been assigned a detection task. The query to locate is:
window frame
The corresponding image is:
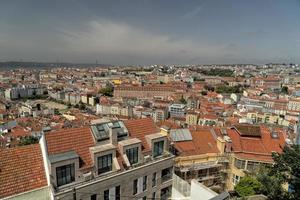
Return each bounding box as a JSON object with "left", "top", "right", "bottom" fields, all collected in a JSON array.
[
  {"left": 126, "top": 146, "right": 139, "bottom": 165},
  {"left": 133, "top": 179, "right": 138, "bottom": 195},
  {"left": 56, "top": 163, "right": 75, "bottom": 187},
  {"left": 97, "top": 154, "right": 113, "bottom": 175},
  {"left": 143, "top": 175, "right": 148, "bottom": 191},
  {"left": 234, "top": 158, "right": 246, "bottom": 169},
  {"left": 104, "top": 189, "right": 109, "bottom": 200},
  {"left": 153, "top": 140, "right": 164, "bottom": 158},
  {"left": 152, "top": 172, "right": 157, "bottom": 187}
]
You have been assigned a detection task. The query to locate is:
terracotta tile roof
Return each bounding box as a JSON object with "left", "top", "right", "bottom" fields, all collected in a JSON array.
[
  {"left": 45, "top": 127, "right": 95, "bottom": 169},
  {"left": 11, "top": 126, "right": 31, "bottom": 138},
  {"left": 174, "top": 128, "right": 220, "bottom": 156},
  {"left": 124, "top": 118, "right": 159, "bottom": 153},
  {"left": 0, "top": 144, "right": 47, "bottom": 198},
  {"left": 227, "top": 125, "right": 286, "bottom": 162},
  {"left": 156, "top": 120, "right": 181, "bottom": 129}
]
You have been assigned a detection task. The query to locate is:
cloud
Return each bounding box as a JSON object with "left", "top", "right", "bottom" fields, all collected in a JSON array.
[
  {"left": 181, "top": 5, "right": 203, "bottom": 19},
  {"left": 58, "top": 19, "right": 234, "bottom": 64}
]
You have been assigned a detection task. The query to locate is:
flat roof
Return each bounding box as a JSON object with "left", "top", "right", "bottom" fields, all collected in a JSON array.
[{"left": 49, "top": 150, "right": 79, "bottom": 164}]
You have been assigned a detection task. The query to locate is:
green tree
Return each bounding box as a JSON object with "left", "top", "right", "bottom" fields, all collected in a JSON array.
[
  {"left": 179, "top": 95, "right": 187, "bottom": 104},
  {"left": 79, "top": 102, "right": 86, "bottom": 110},
  {"left": 242, "top": 145, "right": 300, "bottom": 200},
  {"left": 201, "top": 90, "right": 207, "bottom": 96},
  {"left": 235, "top": 176, "right": 263, "bottom": 197},
  {"left": 54, "top": 108, "right": 60, "bottom": 115},
  {"left": 19, "top": 136, "right": 39, "bottom": 146},
  {"left": 99, "top": 86, "right": 114, "bottom": 97},
  {"left": 256, "top": 167, "right": 288, "bottom": 200},
  {"left": 281, "top": 86, "right": 288, "bottom": 94},
  {"left": 267, "top": 145, "right": 300, "bottom": 200}
]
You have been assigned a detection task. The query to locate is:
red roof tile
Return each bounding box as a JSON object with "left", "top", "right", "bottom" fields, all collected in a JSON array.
[
  {"left": 11, "top": 126, "right": 31, "bottom": 138},
  {"left": 227, "top": 125, "right": 286, "bottom": 162},
  {"left": 0, "top": 144, "right": 47, "bottom": 198},
  {"left": 175, "top": 128, "right": 220, "bottom": 156},
  {"left": 124, "top": 118, "right": 159, "bottom": 152},
  {"left": 45, "top": 127, "right": 95, "bottom": 169}
]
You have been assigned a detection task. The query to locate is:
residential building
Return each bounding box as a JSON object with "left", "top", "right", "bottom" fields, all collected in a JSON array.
[
  {"left": 226, "top": 124, "right": 286, "bottom": 190},
  {"left": 170, "top": 127, "right": 229, "bottom": 191},
  {"left": 5, "top": 84, "right": 45, "bottom": 100},
  {"left": 169, "top": 104, "right": 186, "bottom": 118},
  {"left": 41, "top": 118, "right": 174, "bottom": 200},
  {"left": 114, "top": 85, "right": 177, "bottom": 99}
]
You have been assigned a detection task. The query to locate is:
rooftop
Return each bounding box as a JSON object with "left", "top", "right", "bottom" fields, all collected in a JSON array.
[
  {"left": 0, "top": 144, "right": 47, "bottom": 198},
  {"left": 227, "top": 125, "right": 286, "bottom": 162},
  {"left": 45, "top": 126, "right": 95, "bottom": 170}
]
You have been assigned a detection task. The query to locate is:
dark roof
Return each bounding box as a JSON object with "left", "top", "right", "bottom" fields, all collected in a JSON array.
[
  {"left": 233, "top": 124, "right": 261, "bottom": 137},
  {"left": 49, "top": 150, "right": 79, "bottom": 164}
]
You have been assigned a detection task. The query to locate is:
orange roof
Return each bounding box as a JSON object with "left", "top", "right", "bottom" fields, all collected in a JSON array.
[
  {"left": 45, "top": 127, "right": 95, "bottom": 169},
  {"left": 227, "top": 125, "right": 286, "bottom": 162},
  {"left": 0, "top": 144, "right": 47, "bottom": 198},
  {"left": 156, "top": 120, "right": 181, "bottom": 129},
  {"left": 124, "top": 118, "right": 159, "bottom": 153},
  {"left": 11, "top": 126, "right": 31, "bottom": 138},
  {"left": 174, "top": 128, "right": 220, "bottom": 156}
]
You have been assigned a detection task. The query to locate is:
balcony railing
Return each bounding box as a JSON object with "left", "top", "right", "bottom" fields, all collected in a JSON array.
[
  {"left": 161, "top": 174, "right": 172, "bottom": 183},
  {"left": 55, "top": 152, "right": 174, "bottom": 193}
]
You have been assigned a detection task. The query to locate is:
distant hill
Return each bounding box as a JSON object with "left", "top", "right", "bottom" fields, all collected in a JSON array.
[{"left": 0, "top": 61, "right": 110, "bottom": 70}]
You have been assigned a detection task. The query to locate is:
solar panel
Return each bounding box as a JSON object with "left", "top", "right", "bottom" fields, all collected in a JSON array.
[
  {"left": 170, "top": 129, "right": 192, "bottom": 142},
  {"left": 91, "top": 124, "right": 109, "bottom": 141}
]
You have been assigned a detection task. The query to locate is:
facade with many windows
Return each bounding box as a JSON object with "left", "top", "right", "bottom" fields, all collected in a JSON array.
[{"left": 41, "top": 118, "right": 174, "bottom": 200}]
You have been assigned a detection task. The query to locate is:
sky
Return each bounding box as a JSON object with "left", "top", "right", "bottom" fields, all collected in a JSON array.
[{"left": 0, "top": 0, "right": 300, "bottom": 65}]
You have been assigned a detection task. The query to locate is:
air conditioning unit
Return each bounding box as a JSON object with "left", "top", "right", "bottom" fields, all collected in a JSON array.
[
  {"left": 83, "top": 172, "right": 93, "bottom": 181},
  {"left": 144, "top": 155, "right": 152, "bottom": 162}
]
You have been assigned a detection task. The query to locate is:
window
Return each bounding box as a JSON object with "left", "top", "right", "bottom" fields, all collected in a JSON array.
[
  {"left": 133, "top": 179, "right": 138, "bottom": 195},
  {"left": 56, "top": 164, "right": 75, "bottom": 187},
  {"left": 161, "top": 186, "right": 171, "bottom": 200},
  {"left": 98, "top": 154, "right": 112, "bottom": 174},
  {"left": 152, "top": 172, "right": 157, "bottom": 187},
  {"left": 104, "top": 189, "right": 109, "bottom": 200},
  {"left": 161, "top": 167, "right": 172, "bottom": 182},
  {"left": 232, "top": 174, "right": 241, "bottom": 185},
  {"left": 143, "top": 176, "right": 148, "bottom": 191},
  {"left": 247, "top": 161, "right": 260, "bottom": 172},
  {"left": 142, "top": 196, "right": 147, "bottom": 200},
  {"left": 126, "top": 147, "right": 139, "bottom": 165},
  {"left": 152, "top": 192, "right": 156, "bottom": 200},
  {"left": 234, "top": 158, "right": 246, "bottom": 169},
  {"left": 90, "top": 194, "right": 97, "bottom": 200},
  {"left": 153, "top": 140, "right": 164, "bottom": 157},
  {"left": 116, "top": 185, "right": 120, "bottom": 200}
]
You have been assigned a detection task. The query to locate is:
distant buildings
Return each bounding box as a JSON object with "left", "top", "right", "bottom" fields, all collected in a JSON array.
[
  {"left": 169, "top": 104, "right": 186, "bottom": 118},
  {"left": 4, "top": 84, "right": 46, "bottom": 100},
  {"left": 114, "top": 85, "right": 177, "bottom": 99}
]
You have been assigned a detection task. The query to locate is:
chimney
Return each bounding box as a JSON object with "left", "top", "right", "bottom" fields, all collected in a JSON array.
[
  {"left": 108, "top": 124, "right": 118, "bottom": 145},
  {"left": 216, "top": 137, "right": 226, "bottom": 154}
]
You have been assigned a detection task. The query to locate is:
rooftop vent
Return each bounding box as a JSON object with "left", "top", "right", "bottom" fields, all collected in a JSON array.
[{"left": 271, "top": 131, "right": 279, "bottom": 139}]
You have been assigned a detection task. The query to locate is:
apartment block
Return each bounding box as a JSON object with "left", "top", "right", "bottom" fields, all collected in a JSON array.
[
  {"left": 41, "top": 118, "right": 174, "bottom": 200},
  {"left": 5, "top": 84, "right": 45, "bottom": 100}
]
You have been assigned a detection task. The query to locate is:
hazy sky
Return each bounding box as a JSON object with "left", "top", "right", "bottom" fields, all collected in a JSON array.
[{"left": 1, "top": 0, "right": 300, "bottom": 65}]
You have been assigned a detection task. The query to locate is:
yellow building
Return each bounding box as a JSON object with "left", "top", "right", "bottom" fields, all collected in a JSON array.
[{"left": 186, "top": 112, "right": 199, "bottom": 126}]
